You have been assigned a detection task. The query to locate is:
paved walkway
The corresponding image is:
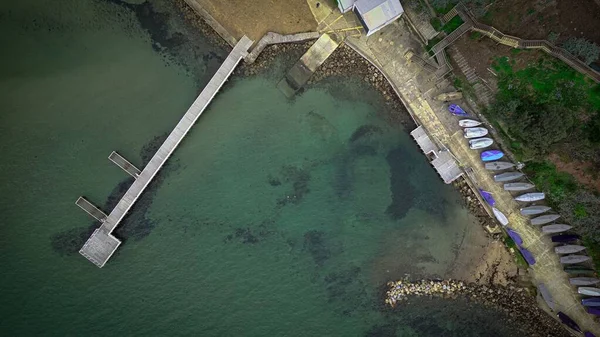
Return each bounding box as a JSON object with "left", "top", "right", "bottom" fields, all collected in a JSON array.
[{"left": 79, "top": 36, "right": 254, "bottom": 268}]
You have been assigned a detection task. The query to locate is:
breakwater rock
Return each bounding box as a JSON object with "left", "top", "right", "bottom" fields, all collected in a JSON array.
[{"left": 386, "top": 279, "right": 570, "bottom": 337}]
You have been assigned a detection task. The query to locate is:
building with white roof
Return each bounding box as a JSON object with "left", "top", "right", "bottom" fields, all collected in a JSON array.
[{"left": 353, "top": 0, "right": 404, "bottom": 36}]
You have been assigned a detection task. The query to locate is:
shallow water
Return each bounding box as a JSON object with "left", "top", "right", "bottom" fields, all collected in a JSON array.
[{"left": 0, "top": 0, "right": 526, "bottom": 335}]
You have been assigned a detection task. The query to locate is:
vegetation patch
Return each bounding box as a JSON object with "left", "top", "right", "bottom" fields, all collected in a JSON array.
[
  {"left": 503, "top": 236, "right": 528, "bottom": 268},
  {"left": 441, "top": 16, "right": 464, "bottom": 34}
]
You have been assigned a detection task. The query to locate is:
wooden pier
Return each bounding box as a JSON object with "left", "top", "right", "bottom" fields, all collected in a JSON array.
[{"left": 78, "top": 36, "right": 253, "bottom": 267}]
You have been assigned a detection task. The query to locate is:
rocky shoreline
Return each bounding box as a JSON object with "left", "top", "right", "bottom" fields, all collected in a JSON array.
[{"left": 386, "top": 279, "right": 570, "bottom": 337}]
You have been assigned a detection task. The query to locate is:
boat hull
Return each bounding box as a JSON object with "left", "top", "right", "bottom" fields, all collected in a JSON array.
[
  {"left": 578, "top": 287, "right": 600, "bottom": 296},
  {"left": 552, "top": 234, "right": 581, "bottom": 243},
  {"left": 494, "top": 171, "right": 525, "bottom": 182},
  {"left": 459, "top": 119, "right": 481, "bottom": 127},
  {"left": 561, "top": 255, "right": 591, "bottom": 264},
  {"left": 555, "top": 245, "right": 586, "bottom": 254},
  {"left": 558, "top": 312, "right": 582, "bottom": 332},
  {"left": 520, "top": 205, "right": 551, "bottom": 216},
  {"left": 469, "top": 137, "right": 493, "bottom": 149},
  {"left": 484, "top": 161, "right": 515, "bottom": 170},
  {"left": 515, "top": 193, "right": 545, "bottom": 202},
  {"left": 542, "top": 224, "right": 572, "bottom": 234},
  {"left": 464, "top": 127, "right": 489, "bottom": 138},
  {"left": 492, "top": 207, "right": 509, "bottom": 226},
  {"left": 582, "top": 298, "right": 600, "bottom": 307},
  {"left": 481, "top": 150, "right": 504, "bottom": 162},
  {"left": 504, "top": 182, "right": 534, "bottom": 191},
  {"left": 538, "top": 283, "right": 556, "bottom": 311},
  {"left": 531, "top": 214, "right": 561, "bottom": 225},
  {"left": 449, "top": 104, "right": 468, "bottom": 116},
  {"left": 570, "top": 277, "right": 600, "bottom": 286}
]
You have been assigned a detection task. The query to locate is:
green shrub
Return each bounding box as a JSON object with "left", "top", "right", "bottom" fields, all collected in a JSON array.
[{"left": 562, "top": 37, "right": 600, "bottom": 65}]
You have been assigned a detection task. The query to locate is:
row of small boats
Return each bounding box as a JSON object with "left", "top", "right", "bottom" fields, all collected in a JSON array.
[{"left": 451, "top": 105, "right": 599, "bottom": 331}]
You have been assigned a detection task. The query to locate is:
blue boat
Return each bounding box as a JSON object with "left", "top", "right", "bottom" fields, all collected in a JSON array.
[
  {"left": 478, "top": 189, "right": 495, "bottom": 206},
  {"left": 552, "top": 234, "right": 581, "bottom": 243},
  {"left": 557, "top": 312, "right": 582, "bottom": 333},
  {"left": 506, "top": 228, "right": 523, "bottom": 246},
  {"left": 448, "top": 104, "right": 468, "bottom": 116},
  {"left": 587, "top": 307, "right": 600, "bottom": 316},
  {"left": 481, "top": 150, "right": 504, "bottom": 162},
  {"left": 585, "top": 332, "right": 597, "bottom": 337},
  {"left": 518, "top": 247, "right": 536, "bottom": 266},
  {"left": 582, "top": 298, "right": 600, "bottom": 307}
]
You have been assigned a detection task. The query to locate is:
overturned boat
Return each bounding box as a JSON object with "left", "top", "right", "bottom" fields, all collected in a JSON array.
[
  {"left": 538, "top": 283, "right": 556, "bottom": 311},
  {"left": 504, "top": 182, "right": 535, "bottom": 191},
  {"left": 449, "top": 104, "right": 468, "bottom": 116},
  {"left": 578, "top": 287, "right": 600, "bottom": 296},
  {"left": 479, "top": 189, "right": 495, "bottom": 206},
  {"left": 565, "top": 267, "right": 595, "bottom": 275},
  {"left": 481, "top": 150, "right": 504, "bottom": 162},
  {"left": 570, "top": 277, "right": 600, "bottom": 286},
  {"left": 469, "top": 137, "right": 494, "bottom": 149},
  {"left": 515, "top": 192, "right": 545, "bottom": 202},
  {"left": 520, "top": 205, "right": 551, "bottom": 216},
  {"left": 557, "top": 312, "right": 582, "bottom": 333},
  {"left": 531, "top": 214, "right": 561, "bottom": 225},
  {"left": 459, "top": 119, "right": 481, "bottom": 127},
  {"left": 492, "top": 207, "right": 509, "bottom": 226},
  {"left": 541, "top": 224, "right": 572, "bottom": 234},
  {"left": 552, "top": 234, "right": 581, "bottom": 243},
  {"left": 582, "top": 298, "right": 600, "bottom": 307},
  {"left": 506, "top": 228, "right": 523, "bottom": 246},
  {"left": 494, "top": 171, "right": 525, "bottom": 182},
  {"left": 484, "top": 161, "right": 514, "bottom": 170},
  {"left": 587, "top": 307, "right": 600, "bottom": 316},
  {"left": 464, "top": 127, "right": 489, "bottom": 138},
  {"left": 561, "top": 255, "right": 591, "bottom": 264},
  {"left": 519, "top": 247, "right": 536, "bottom": 265},
  {"left": 555, "top": 245, "right": 586, "bottom": 254}
]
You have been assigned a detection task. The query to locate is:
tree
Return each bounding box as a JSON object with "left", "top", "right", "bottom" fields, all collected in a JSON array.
[{"left": 562, "top": 37, "right": 600, "bottom": 65}]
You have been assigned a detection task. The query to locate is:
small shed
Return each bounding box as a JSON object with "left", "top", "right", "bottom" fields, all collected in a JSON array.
[
  {"left": 353, "top": 0, "right": 404, "bottom": 36},
  {"left": 337, "top": 0, "right": 356, "bottom": 13}
]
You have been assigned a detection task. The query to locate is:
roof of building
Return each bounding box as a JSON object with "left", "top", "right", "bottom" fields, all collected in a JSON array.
[
  {"left": 338, "top": 0, "right": 356, "bottom": 12},
  {"left": 354, "top": 0, "right": 404, "bottom": 33}
]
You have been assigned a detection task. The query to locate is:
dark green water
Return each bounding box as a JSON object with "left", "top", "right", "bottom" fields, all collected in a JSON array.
[{"left": 0, "top": 0, "right": 527, "bottom": 336}]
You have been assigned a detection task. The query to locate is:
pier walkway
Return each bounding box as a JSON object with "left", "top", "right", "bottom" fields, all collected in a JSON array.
[{"left": 79, "top": 36, "right": 253, "bottom": 268}]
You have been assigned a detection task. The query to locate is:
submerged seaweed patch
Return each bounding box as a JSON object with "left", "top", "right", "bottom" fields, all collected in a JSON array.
[
  {"left": 50, "top": 226, "right": 96, "bottom": 256},
  {"left": 303, "top": 230, "right": 331, "bottom": 267},
  {"left": 275, "top": 165, "right": 311, "bottom": 206},
  {"left": 350, "top": 125, "right": 382, "bottom": 143}
]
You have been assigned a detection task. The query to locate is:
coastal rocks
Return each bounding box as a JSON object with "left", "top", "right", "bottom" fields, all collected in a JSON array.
[
  {"left": 452, "top": 178, "right": 498, "bottom": 233},
  {"left": 386, "top": 279, "right": 570, "bottom": 336}
]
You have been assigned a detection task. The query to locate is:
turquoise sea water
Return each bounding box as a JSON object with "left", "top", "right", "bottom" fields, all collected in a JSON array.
[{"left": 0, "top": 0, "right": 527, "bottom": 336}]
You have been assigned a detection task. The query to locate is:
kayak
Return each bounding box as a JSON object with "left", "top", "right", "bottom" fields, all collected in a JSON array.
[
  {"left": 481, "top": 150, "right": 504, "bottom": 162},
  {"left": 492, "top": 207, "right": 509, "bottom": 226},
  {"left": 520, "top": 205, "right": 551, "bottom": 216},
  {"left": 464, "top": 127, "right": 489, "bottom": 138},
  {"left": 479, "top": 189, "right": 495, "bottom": 206},
  {"left": 459, "top": 119, "right": 481, "bottom": 127},
  {"left": 449, "top": 104, "right": 468, "bottom": 116},
  {"left": 504, "top": 182, "right": 535, "bottom": 191},
  {"left": 484, "top": 161, "right": 515, "bottom": 170},
  {"left": 515, "top": 192, "right": 545, "bottom": 202},
  {"left": 469, "top": 137, "right": 494, "bottom": 149}
]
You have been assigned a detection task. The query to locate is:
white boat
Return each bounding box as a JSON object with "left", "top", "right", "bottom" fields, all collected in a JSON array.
[
  {"left": 520, "top": 205, "right": 551, "bottom": 216},
  {"left": 469, "top": 137, "right": 494, "bottom": 149},
  {"left": 484, "top": 161, "right": 515, "bottom": 171},
  {"left": 578, "top": 287, "right": 600, "bottom": 296},
  {"left": 538, "top": 283, "right": 556, "bottom": 311},
  {"left": 492, "top": 207, "right": 509, "bottom": 226},
  {"left": 561, "top": 255, "right": 591, "bottom": 264},
  {"left": 494, "top": 171, "right": 525, "bottom": 182},
  {"left": 515, "top": 192, "right": 545, "bottom": 202},
  {"left": 504, "top": 182, "right": 535, "bottom": 191},
  {"left": 531, "top": 214, "right": 560, "bottom": 225},
  {"left": 555, "top": 245, "right": 586, "bottom": 254},
  {"left": 464, "top": 127, "right": 489, "bottom": 138},
  {"left": 459, "top": 119, "right": 482, "bottom": 127},
  {"left": 541, "top": 224, "right": 572, "bottom": 234},
  {"left": 570, "top": 277, "right": 600, "bottom": 286}
]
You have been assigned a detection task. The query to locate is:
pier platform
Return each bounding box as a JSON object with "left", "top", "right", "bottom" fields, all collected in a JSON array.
[{"left": 78, "top": 36, "right": 253, "bottom": 267}]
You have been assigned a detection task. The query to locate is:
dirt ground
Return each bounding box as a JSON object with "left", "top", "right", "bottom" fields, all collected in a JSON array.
[
  {"left": 191, "top": 0, "right": 317, "bottom": 41},
  {"left": 549, "top": 153, "right": 600, "bottom": 192},
  {"left": 482, "top": 0, "right": 600, "bottom": 46}
]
